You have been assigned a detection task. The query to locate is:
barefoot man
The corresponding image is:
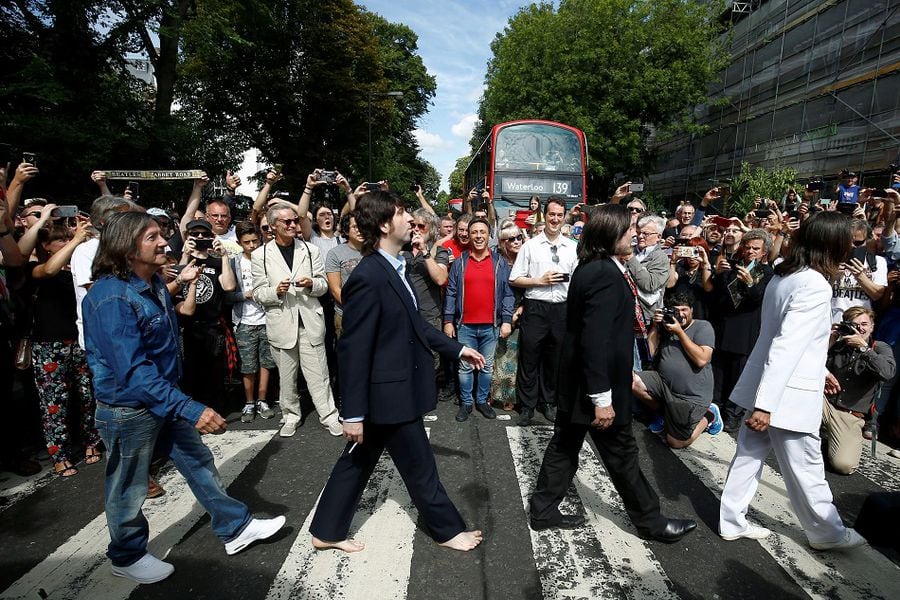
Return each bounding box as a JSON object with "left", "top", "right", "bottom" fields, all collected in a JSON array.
[{"left": 310, "top": 191, "right": 485, "bottom": 553}]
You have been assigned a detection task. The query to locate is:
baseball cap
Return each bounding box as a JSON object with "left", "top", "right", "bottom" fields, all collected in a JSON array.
[{"left": 186, "top": 219, "right": 213, "bottom": 232}]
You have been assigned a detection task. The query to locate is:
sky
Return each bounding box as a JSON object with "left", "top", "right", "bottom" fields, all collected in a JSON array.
[{"left": 358, "top": 0, "right": 528, "bottom": 192}]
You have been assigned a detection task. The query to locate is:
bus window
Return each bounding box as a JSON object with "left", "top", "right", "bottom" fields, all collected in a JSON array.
[{"left": 494, "top": 124, "right": 582, "bottom": 173}]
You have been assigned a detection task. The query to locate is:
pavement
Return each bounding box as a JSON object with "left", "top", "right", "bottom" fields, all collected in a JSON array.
[{"left": 1, "top": 399, "right": 899, "bottom": 600}]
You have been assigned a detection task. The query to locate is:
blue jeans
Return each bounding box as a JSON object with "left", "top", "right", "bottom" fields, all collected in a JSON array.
[
  {"left": 94, "top": 403, "right": 252, "bottom": 567},
  {"left": 457, "top": 324, "right": 498, "bottom": 407}
]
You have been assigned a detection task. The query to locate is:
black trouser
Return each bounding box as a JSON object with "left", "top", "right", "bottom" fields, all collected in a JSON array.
[
  {"left": 712, "top": 350, "right": 749, "bottom": 422},
  {"left": 310, "top": 418, "right": 466, "bottom": 543},
  {"left": 516, "top": 299, "right": 566, "bottom": 411},
  {"left": 181, "top": 321, "right": 226, "bottom": 412},
  {"left": 529, "top": 419, "right": 666, "bottom": 535}
]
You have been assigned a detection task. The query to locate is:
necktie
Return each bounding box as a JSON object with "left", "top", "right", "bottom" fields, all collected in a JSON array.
[{"left": 623, "top": 270, "right": 647, "bottom": 340}]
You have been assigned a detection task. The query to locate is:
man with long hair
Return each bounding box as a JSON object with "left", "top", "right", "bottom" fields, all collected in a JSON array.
[
  {"left": 528, "top": 204, "right": 697, "bottom": 543},
  {"left": 719, "top": 211, "right": 866, "bottom": 550},
  {"left": 83, "top": 212, "right": 284, "bottom": 584},
  {"left": 310, "top": 191, "right": 486, "bottom": 553}
]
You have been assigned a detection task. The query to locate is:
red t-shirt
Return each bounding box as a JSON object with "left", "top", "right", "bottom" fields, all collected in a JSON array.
[
  {"left": 461, "top": 255, "right": 495, "bottom": 324},
  {"left": 442, "top": 238, "right": 466, "bottom": 262}
]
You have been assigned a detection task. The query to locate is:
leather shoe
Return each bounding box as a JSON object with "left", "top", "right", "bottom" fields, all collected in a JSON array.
[
  {"left": 517, "top": 408, "right": 534, "bottom": 427},
  {"left": 645, "top": 518, "right": 697, "bottom": 543},
  {"left": 456, "top": 404, "right": 472, "bottom": 422},
  {"left": 529, "top": 514, "right": 586, "bottom": 531},
  {"left": 540, "top": 404, "right": 558, "bottom": 423},
  {"left": 476, "top": 403, "right": 496, "bottom": 419}
]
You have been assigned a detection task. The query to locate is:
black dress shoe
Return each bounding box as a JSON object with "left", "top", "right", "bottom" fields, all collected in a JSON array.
[
  {"left": 646, "top": 518, "right": 697, "bottom": 543},
  {"left": 456, "top": 404, "right": 472, "bottom": 422},
  {"left": 476, "top": 403, "right": 497, "bottom": 419},
  {"left": 518, "top": 408, "right": 534, "bottom": 427},
  {"left": 541, "top": 404, "right": 558, "bottom": 423},
  {"left": 530, "top": 514, "right": 586, "bottom": 531},
  {"left": 723, "top": 417, "right": 741, "bottom": 433}
]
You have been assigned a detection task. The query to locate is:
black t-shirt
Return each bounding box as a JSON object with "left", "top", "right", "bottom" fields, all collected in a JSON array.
[
  {"left": 177, "top": 256, "right": 224, "bottom": 323},
  {"left": 277, "top": 242, "right": 294, "bottom": 272},
  {"left": 26, "top": 263, "right": 79, "bottom": 342}
]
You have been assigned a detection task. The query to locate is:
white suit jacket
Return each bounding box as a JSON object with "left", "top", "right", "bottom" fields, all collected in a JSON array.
[
  {"left": 730, "top": 268, "right": 831, "bottom": 433},
  {"left": 250, "top": 239, "right": 328, "bottom": 349}
]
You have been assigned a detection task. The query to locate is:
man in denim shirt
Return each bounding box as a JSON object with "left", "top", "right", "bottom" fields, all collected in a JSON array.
[{"left": 83, "top": 212, "right": 284, "bottom": 585}]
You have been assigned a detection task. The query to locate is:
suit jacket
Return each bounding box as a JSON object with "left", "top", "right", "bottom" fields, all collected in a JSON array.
[
  {"left": 730, "top": 268, "right": 832, "bottom": 433},
  {"left": 710, "top": 263, "right": 774, "bottom": 355},
  {"left": 250, "top": 239, "right": 328, "bottom": 349},
  {"left": 339, "top": 252, "right": 463, "bottom": 424},
  {"left": 626, "top": 246, "right": 669, "bottom": 317},
  {"left": 557, "top": 257, "right": 635, "bottom": 427}
]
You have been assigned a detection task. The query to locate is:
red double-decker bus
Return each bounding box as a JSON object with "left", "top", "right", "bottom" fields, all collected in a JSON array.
[{"left": 464, "top": 120, "right": 588, "bottom": 223}]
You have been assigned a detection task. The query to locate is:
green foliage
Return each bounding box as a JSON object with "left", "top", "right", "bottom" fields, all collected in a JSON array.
[
  {"left": 477, "top": 0, "right": 729, "bottom": 179},
  {"left": 448, "top": 155, "right": 472, "bottom": 199},
  {"left": 728, "top": 162, "right": 798, "bottom": 217}
]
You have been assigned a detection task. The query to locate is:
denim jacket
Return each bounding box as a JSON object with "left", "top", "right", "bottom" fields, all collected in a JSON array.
[
  {"left": 443, "top": 249, "right": 515, "bottom": 327},
  {"left": 83, "top": 273, "right": 205, "bottom": 424}
]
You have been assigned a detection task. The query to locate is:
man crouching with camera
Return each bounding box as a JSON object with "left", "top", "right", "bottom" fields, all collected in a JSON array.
[
  {"left": 823, "top": 307, "right": 895, "bottom": 474},
  {"left": 632, "top": 291, "right": 723, "bottom": 448}
]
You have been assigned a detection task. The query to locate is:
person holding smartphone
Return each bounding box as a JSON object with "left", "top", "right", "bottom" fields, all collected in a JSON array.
[{"left": 830, "top": 219, "right": 886, "bottom": 324}]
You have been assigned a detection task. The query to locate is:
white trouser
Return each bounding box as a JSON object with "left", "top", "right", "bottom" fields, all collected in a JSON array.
[
  {"left": 271, "top": 327, "right": 338, "bottom": 428},
  {"left": 719, "top": 423, "right": 846, "bottom": 545}
]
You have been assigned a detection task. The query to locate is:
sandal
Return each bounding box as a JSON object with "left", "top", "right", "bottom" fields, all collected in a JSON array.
[
  {"left": 54, "top": 461, "right": 78, "bottom": 478},
  {"left": 85, "top": 447, "right": 103, "bottom": 465}
]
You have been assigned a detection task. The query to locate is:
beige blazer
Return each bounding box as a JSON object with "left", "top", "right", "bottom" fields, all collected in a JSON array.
[
  {"left": 250, "top": 239, "right": 328, "bottom": 349},
  {"left": 730, "top": 268, "right": 831, "bottom": 434}
]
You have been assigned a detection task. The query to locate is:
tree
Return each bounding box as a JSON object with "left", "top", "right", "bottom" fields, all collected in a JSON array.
[
  {"left": 448, "top": 155, "right": 472, "bottom": 199},
  {"left": 728, "top": 162, "right": 798, "bottom": 217},
  {"left": 477, "top": 0, "right": 728, "bottom": 181}
]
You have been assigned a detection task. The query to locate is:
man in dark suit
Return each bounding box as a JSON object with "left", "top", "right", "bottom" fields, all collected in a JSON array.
[
  {"left": 528, "top": 204, "right": 697, "bottom": 543},
  {"left": 310, "top": 191, "right": 486, "bottom": 553}
]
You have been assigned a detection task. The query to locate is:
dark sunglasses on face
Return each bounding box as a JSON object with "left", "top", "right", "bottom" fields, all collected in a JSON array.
[
  {"left": 24, "top": 211, "right": 42, "bottom": 219},
  {"left": 190, "top": 231, "right": 215, "bottom": 239},
  {"left": 852, "top": 239, "right": 867, "bottom": 247},
  {"left": 629, "top": 206, "right": 644, "bottom": 213},
  {"left": 278, "top": 218, "right": 301, "bottom": 226},
  {"left": 260, "top": 225, "right": 271, "bottom": 232},
  {"left": 412, "top": 223, "right": 428, "bottom": 230},
  {"left": 504, "top": 234, "right": 525, "bottom": 242}
]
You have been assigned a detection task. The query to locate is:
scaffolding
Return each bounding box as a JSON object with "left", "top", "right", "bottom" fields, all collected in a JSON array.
[{"left": 650, "top": 0, "right": 900, "bottom": 201}]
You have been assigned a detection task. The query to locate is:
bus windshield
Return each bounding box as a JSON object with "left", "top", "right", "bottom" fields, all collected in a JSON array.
[{"left": 494, "top": 124, "right": 582, "bottom": 173}]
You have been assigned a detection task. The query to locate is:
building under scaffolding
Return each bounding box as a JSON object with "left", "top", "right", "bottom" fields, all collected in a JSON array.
[{"left": 650, "top": 0, "right": 900, "bottom": 201}]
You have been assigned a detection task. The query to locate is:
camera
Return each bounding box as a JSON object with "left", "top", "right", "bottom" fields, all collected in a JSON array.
[
  {"left": 807, "top": 178, "right": 825, "bottom": 192},
  {"left": 315, "top": 170, "right": 338, "bottom": 184},
  {"left": 836, "top": 321, "right": 860, "bottom": 337},
  {"left": 51, "top": 205, "right": 79, "bottom": 218},
  {"left": 754, "top": 209, "right": 772, "bottom": 219},
  {"left": 364, "top": 182, "right": 381, "bottom": 192},
  {"left": 193, "top": 238, "right": 213, "bottom": 251},
  {"left": 22, "top": 151, "right": 36, "bottom": 166},
  {"left": 675, "top": 246, "right": 699, "bottom": 259},
  {"left": 662, "top": 307, "right": 681, "bottom": 325},
  {"left": 127, "top": 181, "right": 140, "bottom": 199}
]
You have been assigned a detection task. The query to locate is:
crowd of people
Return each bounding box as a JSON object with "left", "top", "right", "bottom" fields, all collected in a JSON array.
[{"left": 1, "top": 161, "right": 896, "bottom": 578}]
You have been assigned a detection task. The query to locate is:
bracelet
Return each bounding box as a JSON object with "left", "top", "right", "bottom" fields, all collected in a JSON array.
[{"left": 304, "top": 187, "right": 313, "bottom": 193}]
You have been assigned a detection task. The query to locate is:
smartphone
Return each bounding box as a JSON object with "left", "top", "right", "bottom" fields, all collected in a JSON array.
[
  {"left": 851, "top": 245, "right": 868, "bottom": 263},
  {"left": 754, "top": 209, "right": 772, "bottom": 219},
  {"left": 194, "top": 238, "right": 214, "bottom": 251},
  {"left": 676, "top": 246, "right": 699, "bottom": 259},
  {"left": 127, "top": 181, "right": 140, "bottom": 198},
  {"left": 409, "top": 183, "right": 421, "bottom": 193},
  {"left": 560, "top": 273, "right": 570, "bottom": 282},
  {"left": 51, "top": 205, "right": 79, "bottom": 218},
  {"left": 22, "top": 152, "right": 36, "bottom": 166},
  {"left": 630, "top": 182, "right": 645, "bottom": 193},
  {"left": 837, "top": 202, "right": 857, "bottom": 215},
  {"left": 364, "top": 182, "right": 381, "bottom": 192}
]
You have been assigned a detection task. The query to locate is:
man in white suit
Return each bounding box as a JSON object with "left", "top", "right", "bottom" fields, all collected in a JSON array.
[
  {"left": 252, "top": 203, "right": 342, "bottom": 438},
  {"left": 719, "top": 212, "right": 865, "bottom": 550}
]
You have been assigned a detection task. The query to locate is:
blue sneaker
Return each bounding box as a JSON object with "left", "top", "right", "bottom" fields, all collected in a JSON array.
[
  {"left": 648, "top": 416, "right": 665, "bottom": 434},
  {"left": 706, "top": 403, "right": 724, "bottom": 436}
]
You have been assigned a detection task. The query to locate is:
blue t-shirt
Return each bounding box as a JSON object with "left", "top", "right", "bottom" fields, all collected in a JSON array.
[{"left": 838, "top": 183, "right": 860, "bottom": 203}]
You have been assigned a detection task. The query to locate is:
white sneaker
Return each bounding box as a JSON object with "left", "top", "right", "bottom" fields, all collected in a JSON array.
[
  {"left": 257, "top": 401, "right": 275, "bottom": 420},
  {"left": 111, "top": 553, "right": 174, "bottom": 584},
  {"left": 280, "top": 422, "right": 298, "bottom": 437},
  {"left": 225, "top": 516, "right": 286, "bottom": 556},
  {"left": 810, "top": 528, "right": 866, "bottom": 551},
  {"left": 327, "top": 421, "right": 344, "bottom": 437},
  {"left": 721, "top": 523, "right": 771, "bottom": 541}
]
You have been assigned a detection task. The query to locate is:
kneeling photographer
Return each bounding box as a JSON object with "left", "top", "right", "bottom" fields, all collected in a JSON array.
[
  {"left": 823, "top": 307, "right": 895, "bottom": 474},
  {"left": 632, "top": 291, "right": 722, "bottom": 449}
]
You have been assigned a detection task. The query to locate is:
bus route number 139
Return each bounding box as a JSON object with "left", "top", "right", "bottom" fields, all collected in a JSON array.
[{"left": 552, "top": 181, "right": 570, "bottom": 194}]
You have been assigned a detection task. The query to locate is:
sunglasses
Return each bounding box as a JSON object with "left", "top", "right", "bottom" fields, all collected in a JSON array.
[
  {"left": 260, "top": 225, "right": 271, "bottom": 232},
  {"left": 278, "top": 218, "right": 301, "bottom": 226},
  {"left": 412, "top": 223, "right": 428, "bottom": 230},
  {"left": 190, "top": 232, "right": 215, "bottom": 239},
  {"left": 504, "top": 234, "right": 525, "bottom": 242},
  {"left": 24, "top": 211, "right": 42, "bottom": 219},
  {"left": 852, "top": 239, "right": 867, "bottom": 247},
  {"left": 550, "top": 245, "right": 559, "bottom": 264},
  {"left": 628, "top": 207, "right": 644, "bottom": 213}
]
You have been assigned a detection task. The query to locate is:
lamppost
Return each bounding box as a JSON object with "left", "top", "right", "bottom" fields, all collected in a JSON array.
[{"left": 368, "top": 91, "right": 403, "bottom": 182}]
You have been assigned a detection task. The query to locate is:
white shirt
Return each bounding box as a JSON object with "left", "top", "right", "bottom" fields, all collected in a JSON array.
[
  {"left": 509, "top": 232, "right": 577, "bottom": 302},
  {"left": 830, "top": 254, "right": 888, "bottom": 322},
  {"left": 238, "top": 256, "right": 266, "bottom": 326},
  {"left": 588, "top": 258, "right": 629, "bottom": 410},
  {"left": 71, "top": 237, "right": 100, "bottom": 349}
]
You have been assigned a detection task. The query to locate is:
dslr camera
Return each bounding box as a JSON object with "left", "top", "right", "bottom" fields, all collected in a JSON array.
[
  {"left": 836, "top": 321, "right": 861, "bottom": 337},
  {"left": 662, "top": 307, "right": 682, "bottom": 325}
]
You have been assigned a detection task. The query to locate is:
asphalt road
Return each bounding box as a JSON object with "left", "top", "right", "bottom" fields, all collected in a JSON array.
[{"left": 1, "top": 399, "right": 898, "bottom": 600}]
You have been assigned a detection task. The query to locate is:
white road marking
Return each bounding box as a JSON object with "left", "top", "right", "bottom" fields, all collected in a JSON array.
[
  {"left": 1, "top": 430, "right": 275, "bottom": 600},
  {"left": 673, "top": 432, "right": 900, "bottom": 600},
  {"left": 507, "top": 426, "right": 678, "bottom": 600},
  {"left": 264, "top": 430, "right": 430, "bottom": 600},
  {"left": 0, "top": 466, "right": 57, "bottom": 514},
  {"left": 856, "top": 439, "right": 900, "bottom": 492}
]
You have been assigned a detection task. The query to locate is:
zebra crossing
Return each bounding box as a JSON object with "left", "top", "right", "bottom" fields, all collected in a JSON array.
[{"left": 1, "top": 414, "right": 899, "bottom": 600}]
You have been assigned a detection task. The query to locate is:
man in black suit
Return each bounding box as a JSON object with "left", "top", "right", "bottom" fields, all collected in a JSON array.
[
  {"left": 310, "top": 192, "right": 486, "bottom": 553},
  {"left": 528, "top": 204, "right": 697, "bottom": 543}
]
